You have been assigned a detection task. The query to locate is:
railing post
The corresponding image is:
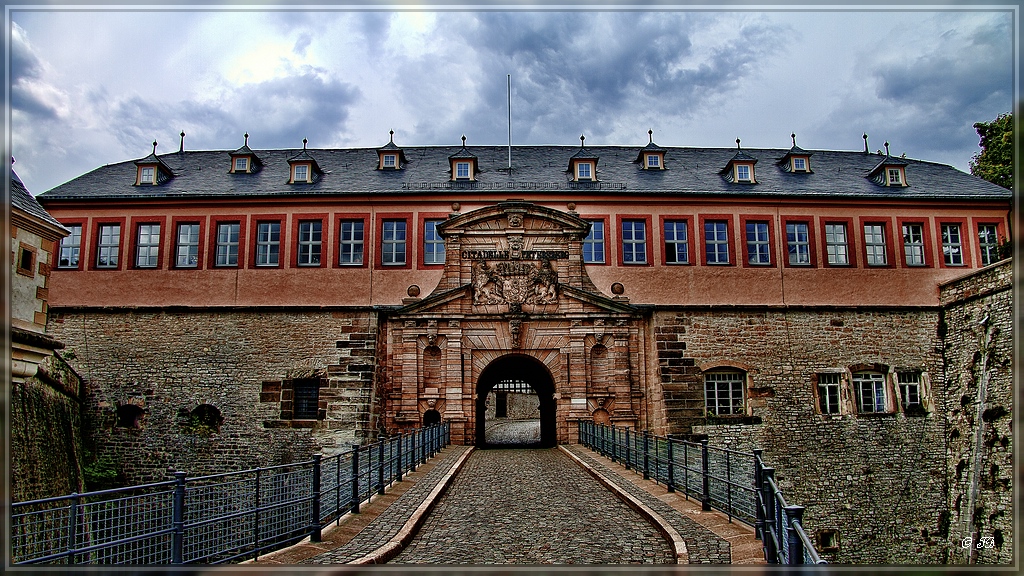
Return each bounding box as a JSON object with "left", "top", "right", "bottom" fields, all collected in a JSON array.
[
  {"left": 411, "top": 430, "right": 418, "bottom": 471},
  {"left": 377, "top": 435, "right": 386, "bottom": 495},
  {"left": 753, "top": 449, "right": 764, "bottom": 542},
  {"left": 350, "top": 445, "right": 360, "bottom": 514},
  {"left": 624, "top": 427, "right": 631, "bottom": 470},
  {"left": 784, "top": 505, "right": 806, "bottom": 565},
  {"left": 642, "top": 430, "right": 651, "bottom": 480},
  {"left": 700, "top": 439, "right": 711, "bottom": 512},
  {"left": 762, "top": 467, "right": 778, "bottom": 563},
  {"left": 666, "top": 435, "right": 676, "bottom": 493},
  {"left": 396, "top": 432, "right": 404, "bottom": 482},
  {"left": 68, "top": 493, "right": 80, "bottom": 564},
  {"left": 310, "top": 455, "right": 322, "bottom": 543},
  {"left": 171, "top": 471, "right": 186, "bottom": 564},
  {"left": 725, "top": 449, "right": 733, "bottom": 522},
  {"left": 254, "top": 467, "right": 262, "bottom": 557},
  {"left": 610, "top": 425, "right": 617, "bottom": 463}
]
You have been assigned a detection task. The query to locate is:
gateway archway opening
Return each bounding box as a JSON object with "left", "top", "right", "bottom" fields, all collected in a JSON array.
[{"left": 476, "top": 354, "right": 556, "bottom": 448}]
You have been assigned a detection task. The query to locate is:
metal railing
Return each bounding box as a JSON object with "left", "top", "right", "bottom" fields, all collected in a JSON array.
[
  {"left": 578, "top": 421, "right": 825, "bottom": 565},
  {"left": 11, "top": 422, "right": 450, "bottom": 565}
]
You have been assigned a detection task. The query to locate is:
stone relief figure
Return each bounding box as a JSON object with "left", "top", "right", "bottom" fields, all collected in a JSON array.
[
  {"left": 529, "top": 258, "right": 558, "bottom": 304},
  {"left": 472, "top": 260, "right": 503, "bottom": 305}
]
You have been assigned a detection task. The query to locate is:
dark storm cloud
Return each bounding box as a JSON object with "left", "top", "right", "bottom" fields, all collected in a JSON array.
[
  {"left": 10, "top": 23, "right": 65, "bottom": 119},
  {"left": 395, "top": 12, "right": 789, "bottom": 145},
  {"left": 105, "top": 68, "right": 361, "bottom": 153}
]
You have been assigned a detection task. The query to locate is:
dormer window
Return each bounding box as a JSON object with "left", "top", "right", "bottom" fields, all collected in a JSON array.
[
  {"left": 139, "top": 166, "right": 155, "bottom": 184},
  {"left": 777, "top": 134, "right": 813, "bottom": 175},
  {"left": 577, "top": 161, "right": 593, "bottom": 180},
  {"left": 636, "top": 131, "right": 667, "bottom": 171},
  {"left": 569, "top": 134, "right": 600, "bottom": 182},
  {"left": 866, "top": 141, "right": 909, "bottom": 187},
  {"left": 646, "top": 154, "right": 661, "bottom": 169},
  {"left": 287, "top": 138, "right": 322, "bottom": 184},
  {"left": 792, "top": 157, "right": 807, "bottom": 171},
  {"left": 383, "top": 154, "right": 397, "bottom": 168},
  {"left": 234, "top": 157, "right": 248, "bottom": 172},
  {"left": 293, "top": 164, "right": 309, "bottom": 183},
  {"left": 229, "top": 133, "right": 262, "bottom": 174},
  {"left": 377, "top": 130, "right": 407, "bottom": 170},
  {"left": 455, "top": 161, "right": 471, "bottom": 179},
  {"left": 888, "top": 168, "right": 902, "bottom": 185},
  {"left": 448, "top": 135, "right": 477, "bottom": 181},
  {"left": 133, "top": 140, "right": 173, "bottom": 186},
  {"left": 736, "top": 164, "right": 751, "bottom": 182}
]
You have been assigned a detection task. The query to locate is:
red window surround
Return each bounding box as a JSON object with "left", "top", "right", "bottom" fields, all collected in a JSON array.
[
  {"left": 819, "top": 217, "right": 857, "bottom": 268},
  {"left": 207, "top": 215, "right": 248, "bottom": 269},
  {"left": 52, "top": 218, "right": 87, "bottom": 270},
  {"left": 249, "top": 214, "right": 286, "bottom": 268},
  {"left": 333, "top": 213, "right": 370, "bottom": 269},
  {"left": 894, "top": 217, "right": 933, "bottom": 268},
  {"left": 417, "top": 212, "right": 449, "bottom": 269},
  {"left": 375, "top": 212, "right": 413, "bottom": 270},
  {"left": 936, "top": 217, "right": 972, "bottom": 269},
  {"left": 290, "top": 213, "right": 329, "bottom": 269},
  {"left": 127, "top": 216, "right": 168, "bottom": 270},
  {"left": 780, "top": 215, "right": 817, "bottom": 268},
  {"left": 89, "top": 217, "right": 127, "bottom": 271},
  {"left": 658, "top": 215, "right": 695, "bottom": 266},
  {"left": 739, "top": 214, "right": 777, "bottom": 268},
  {"left": 615, "top": 214, "right": 653, "bottom": 266},
  {"left": 859, "top": 217, "right": 896, "bottom": 268},
  {"left": 698, "top": 213, "right": 737, "bottom": 266},
  {"left": 580, "top": 214, "right": 610, "bottom": 266},
  {"left": 170, "top": 216, "right": 207, "bottom": 270},
  {"left": 971, "top": 218, "right": 1007, "bottom": 265}
]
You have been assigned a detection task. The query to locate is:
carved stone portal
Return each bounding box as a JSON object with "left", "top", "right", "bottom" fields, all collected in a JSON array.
[{"left": 472, "top": 259, "right": 558, "bottom": 306}]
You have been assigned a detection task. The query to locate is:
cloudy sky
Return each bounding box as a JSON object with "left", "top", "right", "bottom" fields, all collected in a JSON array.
[{"left": 8, "top": 3, "right": 1016, "bottom": 195}]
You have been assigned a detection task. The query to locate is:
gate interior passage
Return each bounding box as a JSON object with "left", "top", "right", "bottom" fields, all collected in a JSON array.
[{"left": 476, "top": 354, "right": 556, "bottom": 448}]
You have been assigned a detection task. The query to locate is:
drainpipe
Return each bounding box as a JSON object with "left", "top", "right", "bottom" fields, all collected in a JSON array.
[{"left": 963, "top": 311, "right": 993, "bottom": 564}]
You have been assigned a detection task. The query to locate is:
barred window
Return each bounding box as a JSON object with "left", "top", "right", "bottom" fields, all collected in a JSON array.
[
  {"left": 817, "top": 373, "right": 841, "bottom": 414},
  {"left": 292, "top": 379, "right": 320, "bottom": 420},
  {"left": 704, "top": 371, "right": 745, "bottom": 416}
]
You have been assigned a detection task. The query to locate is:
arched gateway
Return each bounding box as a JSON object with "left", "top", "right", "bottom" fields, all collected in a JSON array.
[{"left": 381, "top": 201, "right": 647, "bottom": 445}]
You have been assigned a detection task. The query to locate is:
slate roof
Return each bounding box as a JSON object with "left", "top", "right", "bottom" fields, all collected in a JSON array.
[
  {"left": 37, "top": 145, "right": 1011, "bottom": 202},
  {"left": 10, "top": 169, "right": 68, "bottom": 231}
]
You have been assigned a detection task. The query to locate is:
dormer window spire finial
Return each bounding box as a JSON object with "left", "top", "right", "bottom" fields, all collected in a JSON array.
[
  {"left": 791, "top": 133, "right": 797, "bottom": 147},
  {"left": 152, "top": 140, "right": 158, "bottom": 154},
  {"left": 884, "top": 141, "right": 890, "bottom": 156},
  {"left": 648, "top": 129, "right": 653, "bottom": 144},
  {"left": 179, "top": 131, "right": 185, "bottom": 153},
  {"left": 461, "top": 134, "right": 467, "bottom": 146},
  {"left": 863, "top": 133, "right": 869, "bottom": 154},
  {"left": 244, "top": 132, "right": 249, "bottom": 146},
  {"left": 736, "top": 138, "right": 741, "bottom": 150},
  {"left": 390, "top": 129, "right": 395, "bottom": 143},
  {"left": 302, "top": 138, "right": 308, "bottom": 150},
  {"left": 580, "top": 133, "right": 586, "bottom": 147}
]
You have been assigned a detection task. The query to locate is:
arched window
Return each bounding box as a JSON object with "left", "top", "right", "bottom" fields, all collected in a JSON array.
[
  {"left": 423, "top": 409, "right": 441, "bottom": 426},
  {"left": 116, "top": 404, "right": 145, "bottom": 429},
  {"left": 190, "top": 404, "right": 224, "bottom": 433}
]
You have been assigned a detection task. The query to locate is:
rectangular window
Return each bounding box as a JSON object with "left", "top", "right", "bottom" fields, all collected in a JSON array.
[
  {"left": 621, "top": 220, "right": 647, "bottom": 264},
  {"left": 705, "top": 221, "right": 730, "bottom": 264},
  {"left": 646, "top": 154, "right": 660, "bottom": 168},
  {"left": 139, "top": 167, "right": 154, "bottom": 184},
  {"left": 704, "top": 371, "right": 745, "bottom": 416},
  {"left": 297, "top": 221, "right": 322, "bottom": 266},
  {"left": 824, "top": 223, "right": 849, "bottom": 265},
  {"left": 293, "top": 164, "right": 308, "bottom": 182},
  {"left": 817, "top": 373, "right": 841, "bottom": 414},
  {"left": 978, "top": 223, "right": 1000, "bottom": 266},
  {"left": 215, "top": 223, "right": 240, "bottom": 267},
  {"left": 234, "top": 157, "right": 247, "bottom": 172},
  {"left": 664, "top": 220, "right": 689, "bottom": 264},
  {"left": 455, "top": 162, "right": 470, "bottom": 179},
  {"left": 176, "top": 224, "right": 200, "bottom": 268},
  {"left": 941, "top": 223, "right": 963, "bottom": 266},
  {"left": 339, "top": 220, "right": 365, "bottom": 265},
  {"left": 292, "top": 378, "right": 320, "bottom": 420},
  {"left": 897, "top": 372, "right": 921, "bottom": 409},
  {"left": 853, "top": 372, "right": 887, "bottom": 414},
  {"left": 96, "top": 224, "right": 120, "bottom": 268},
  {"left": 746, "top": 221, "right": 771, "bottom": 265},
  {"left": 382, "top": 220, "right": 407, "bottom": 265},
  {"left": 864, "top": 224, "right": 887, "bottom": 266},
  {"left": 135, "top": 223, "right": 160, "bottom": 268},
  {"left": 383, "top": 154, "right": 396, "bottom": 168},
  {"left": 786, "top": 222, "right": 811, "bottom": 265},
  {"left": 577, "top": 162, "right": 592, "bottom": 180},
  {"left": 792, "top": 157, "right": 807, "bottom": 171},
  {"left": 736, "top": 164, "right": 750, "bottom": 181},
  {"left": 255, "top": 222, "right": 280, "bottom": 266},
  {"left": 58, "top": 224, "right": 82, "bottom": 268},
  {"left": 902, "top": 223, "right": 925, "bottom": 266},
  {"left": 423, "top": 220, "right": 445, "bottom": 265},
  {"left": 583, "top": 220, "right": 605, "bottom": 264},
  {"left": 888, "top": 168, "right": 902, "bottom": 185}
]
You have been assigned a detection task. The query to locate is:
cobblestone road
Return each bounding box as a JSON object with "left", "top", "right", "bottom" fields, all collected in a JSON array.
[
  {"left": 390, "top": 448, "right": 675, "bottom": 565},
  {"left": 484, "top": 418, "right": 541, "bottom": 444}
]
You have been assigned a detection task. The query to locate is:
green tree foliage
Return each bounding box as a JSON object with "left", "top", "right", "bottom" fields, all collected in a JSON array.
[{"left": 970, "top": 113, "right": 1013, "bottom": 189}]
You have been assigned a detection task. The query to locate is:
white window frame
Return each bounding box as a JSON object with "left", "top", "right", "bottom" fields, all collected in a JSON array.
[
  {"left": 135, "top": 223, "right": 161, "bottom": 268},
  {"left": 215, "top": 222, "right": 240, "bottom": 267},
  {"left": 887, "top": 167, "right": 902, "bottom": 185},
  {"left": 293, "top": 164, "right": 309, "bottom": 183},
  {"left": 735, "top": 164, "right": 751, "bottom": 182},
  {"left": 255, "top": 221, "right": 280, "bottom": 266},
  {"left": 297, "top": 221, "right": 322, "bottom": 266},
  {"left": 705, "top": 221, "right": 730, "bottom": 264},
  {"left": 139, "top": 166, "right": 155, "bottom": 184},
  {"left": 664, "top": 220, "right": 689, "bottom": 264},
  {"left": 339, "top": 220, "right": 365, "bottom": 265},
  {"left": 864, "top": 224, "right": 887, "bottom": 266},
  {"left": 941, "top": 223, "right": 964, "bottom": 266},
  {"left": 817, "top": 373, "right": 842, "bottom": 415},
  {"left": 423, "top": 220, "right": 445, "bottom": 265},
  {"left": 176, "top": 223, "right": 200, "bottom": 268},
  {"left": 897, "top": 371, "right": 922, "bottom": 409},
  {"left": 978, "top": 223, "right": 1000, "bottom": 266},
  {"left": 577, "top": 162, "right": 593, "bottom": 181},
  {"left": 382, "top": 220, "right": 407, "bottom": 265},
  {"left": 853, "top": 371, "right": 888, "bottom": 414},
  {"left": 621, "top": 220, "right": 647, "bottom": 264},
  {"left": 646, "top": 154, "right": 660, "bottom": 168},
  {"left": 824, "top": 223, "right": 849, "bottom": 265},
  {"left": 704, "top": 371, "right": 745, "bottom": 416},
  {"left": 746, "top": 221, "right": 771, "bottom": 265},
  {"left": 383, "top": 154, "right": 397, "bottom": 168},
  {"left": 792, "top": 157, "right": 807, "bottom": 172},
  {"left": 58, "top": 224, "right": 82, "bottom": 268},
  {"left": 786, "top": 222, "right": 810, "bottom": 265},
  {"left": 902, "top": 223, "right": 925, "bottom": 266},
  {"left": 455, "top": 161, "right": 471, "bottom": 180},
  {"left": 96, "top": 224, "right": 120, "bottom": 269},
  {"left": 234, "top": 157, "right": 248, "bottom": 172},
  {"left": 583, "top": 220, "right": 605, "bottom": 264}
]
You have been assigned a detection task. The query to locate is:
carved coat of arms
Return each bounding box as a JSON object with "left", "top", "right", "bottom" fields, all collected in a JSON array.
[{"left": 472, "top": 258, "right": 558, "bottom": 306}]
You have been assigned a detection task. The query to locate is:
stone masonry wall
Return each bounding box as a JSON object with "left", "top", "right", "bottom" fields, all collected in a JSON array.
[
  {"left": 659, "top": 307, "right": 947, "bottom": 564},
  {"left": 940, "top": 260, "right": 1013, "bottom": 564},
  {"left": 10, "top": 352, "right": 84, "bottom": 502},
  {"left": 46, "top": 309, "right": 379, "bottom": 485}
]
